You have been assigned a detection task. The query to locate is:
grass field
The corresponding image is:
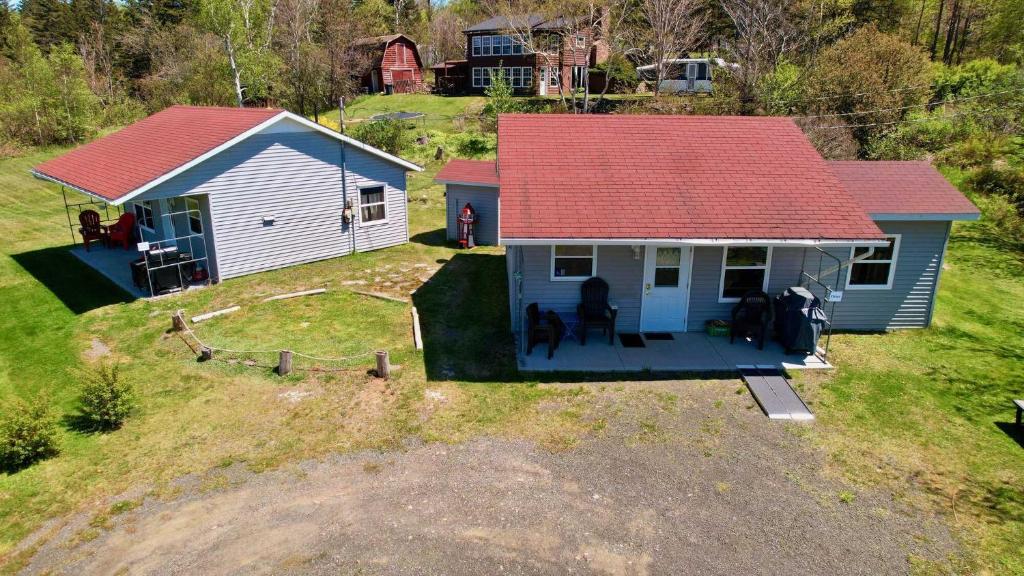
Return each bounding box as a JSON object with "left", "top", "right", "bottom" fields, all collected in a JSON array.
[{"left": 0, "top": 94, "right": 1022, "bottom": 573}]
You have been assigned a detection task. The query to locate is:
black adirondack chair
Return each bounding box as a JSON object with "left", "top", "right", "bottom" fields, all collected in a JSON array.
[
  {"left": 730, "top": 290, "right": 774, "bottom": 350},
  {"left": 577, "top": 277, "right": 617, "bottom": 345},
  {"left": 526, "top": 303, "right": 564, "bottom": 359}
]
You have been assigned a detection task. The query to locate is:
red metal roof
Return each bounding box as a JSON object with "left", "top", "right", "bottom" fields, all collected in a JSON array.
[
  {"left": 828, "top": 160, "right": 979, "bottom": 217},
  {"left": 34, "top": 105, "right": 282, "bottom": 202},
  {"left": 434, "top": 159, "right": 498, "bottom": 186},
  {"left": 496, "top": 114, "right": 885, "bottom": 241}
]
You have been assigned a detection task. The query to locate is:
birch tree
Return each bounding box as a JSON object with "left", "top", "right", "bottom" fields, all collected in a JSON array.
[
  {"left": 199, "top": 0, "right": 281, "bottom": 106},
  {"left": 639, "top": 0, "right": 706, "bottom": 98}
]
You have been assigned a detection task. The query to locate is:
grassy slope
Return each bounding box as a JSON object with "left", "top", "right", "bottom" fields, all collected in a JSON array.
[
  {"left": 0, "top": 95, "right": 1022, "bottom": 572},
  {"left": 803, "top": 220, "right": 1024, "bottom": 574}
]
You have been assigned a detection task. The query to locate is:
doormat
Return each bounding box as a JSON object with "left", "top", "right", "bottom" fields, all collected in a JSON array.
[
  {"left": 618, "top": 333, "right": 645, "bottom": 348},
  {"left": 644, "top": 332, "right": 674, "bottom": 341}
]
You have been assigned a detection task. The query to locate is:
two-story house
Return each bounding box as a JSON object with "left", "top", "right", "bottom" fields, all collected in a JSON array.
[{"left": 456, "top": 15, "right": 593, "bottom": 96}]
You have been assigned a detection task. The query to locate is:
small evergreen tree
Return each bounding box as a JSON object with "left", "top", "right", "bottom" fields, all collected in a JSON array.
[
  {"left": 78, "top": 362, "right": 135, "bottom": 431},
  {"left": 0, "top": 394, "right": 60, "bottom": 472}
]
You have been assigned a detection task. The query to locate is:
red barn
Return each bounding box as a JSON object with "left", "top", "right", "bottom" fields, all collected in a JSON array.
[{"left": 353, "top": 34, "right": 424, "bottom": 94}]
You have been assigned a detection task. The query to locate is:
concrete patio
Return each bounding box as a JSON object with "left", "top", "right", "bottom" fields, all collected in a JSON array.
[
  {"left": 70, "top": 244, "right": 146, "bottom": 298},
  {"left": 517, "top": 331, "right": 830, "bottom": 372}
]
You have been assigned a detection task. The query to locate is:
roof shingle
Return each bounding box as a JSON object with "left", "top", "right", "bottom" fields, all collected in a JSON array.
[
  {"left": 34, "top": 105, "right": 282, "bottom": 201},
  {"left": 496, "top": 114, "right": 885, "bottom": 241},
  {"left": 435, "top": 159, "right": 498, "bottom": 187},
  {"left": 828, "top": 160, "right": 979, "bottom": 217}
]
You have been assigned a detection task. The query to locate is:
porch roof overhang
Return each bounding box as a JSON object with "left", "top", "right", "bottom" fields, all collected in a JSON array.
[{"left": 498, "top": 237, "right": 893, "bottom": 247}]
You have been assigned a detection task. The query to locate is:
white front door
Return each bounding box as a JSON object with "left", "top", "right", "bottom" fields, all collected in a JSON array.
[
  {"left": 640, "top": 245, "right": 692, "bottom": 332},
  {"left": 538, "top": 67, "right": 548, "bottom": 96}
]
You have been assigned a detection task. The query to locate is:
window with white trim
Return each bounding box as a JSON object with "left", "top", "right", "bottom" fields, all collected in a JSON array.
[
  {"left": 359, "top": 185, "right": 387, "bottom": 224},
  {"left": 548, "top": 66, "right": 560, "bottom": 87},
  {"left": 482, "top": 35, "right": 491, "bottom": 56},
  {"left": 847, "top": 235, "right": 900, "bottom": 289},
  {"left": 551, "top": 245, "right": 596, "bottom": 280},
  {"left": 572, "top": 65, "right": 587, "bottom": 89},
  {"left": 574, "top": 34, "right": 586, "bottom": 48},
  {"left": 719, "top": 246, "right": 771, "bottom": 301},
  {"left": 472, "top": 36, "right": 481, "bottom": 56},
  {"left": 133, "top": 201, "right": 155, "bottom": 231}
]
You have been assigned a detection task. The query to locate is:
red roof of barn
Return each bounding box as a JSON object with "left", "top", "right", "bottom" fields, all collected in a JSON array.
[
  {"left": 34, "top": 105, "right": 282, "bottom": 202},
  {"left": 435, "top": 159, "right": 498, "bottom": 187},
  {"left": 496, "top": 114, "right": 886, "bottom": 242},
  {"left": 828, "top": 160, "right": 979, "bottom": 219}
]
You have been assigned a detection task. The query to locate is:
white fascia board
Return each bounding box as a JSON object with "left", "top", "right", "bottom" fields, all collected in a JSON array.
[
  {"left": 435, "top": 179, "right": 499, "bottom": 188},
  {"left": 92, "top": 111, "right": 422, "bottom": 207},
  {"left": 871, "top": 212, "right": 981, "bottom": 221},
  {"left": 498, "top": 237, "right": 892, "bottom": 247},
  {"left": 31, "top": 170, "right": 113, "bottom": 203}
]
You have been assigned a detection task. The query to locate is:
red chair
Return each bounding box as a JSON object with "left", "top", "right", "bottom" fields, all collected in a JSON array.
[
  {"left": 78, "top": 210, "right": 107, "bottom": 251},
  {"left": 107, "top": 212, "right": 136, "bottom": 250}
]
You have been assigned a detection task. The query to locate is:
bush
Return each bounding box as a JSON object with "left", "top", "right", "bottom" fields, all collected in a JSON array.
[
  {"left": 454, "top": 132, "right": 494, "bottom": 157},
  {"left": 592, "top": 54, "right": 639, "bottom": 94},
  {"left": 78, "top": 363, "right": 135, "bottom": 431},
  {"left": 349, "top": 118, "right": 409, "bottom": 155},
  {"left": 966, "top": 166, "right": 1024, "bottom": 210},
  {"left": 936, "top": 135, "right": 1010, "bottom": 168},
  {"left": 0, "top": 394, "right": 60, "bottom": 472}
]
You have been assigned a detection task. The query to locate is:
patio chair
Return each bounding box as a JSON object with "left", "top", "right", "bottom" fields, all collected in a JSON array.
[
  {"left": 577, "top": 277, "right": 617, "bottom": 346},
  {"left": 106, "top": 212, "right": 136, "bottom": 250},
  {"left": 78, "top": 210, "right": 107, "bottom": 251},
  {"left": 730, "top": 290, "right": 774, "bottom": 350},
  {"left": 526, "top": 303, "right": 564, "bottom": 359}
]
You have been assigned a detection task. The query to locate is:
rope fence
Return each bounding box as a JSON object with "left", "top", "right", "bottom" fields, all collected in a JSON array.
[{"left": 171, "top": 309, "right": 391, "bottom": 378}]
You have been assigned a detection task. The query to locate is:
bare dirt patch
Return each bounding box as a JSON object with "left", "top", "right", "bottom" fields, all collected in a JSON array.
[{"left": 20, "top": 380, "right": 957, "bottom": 575}]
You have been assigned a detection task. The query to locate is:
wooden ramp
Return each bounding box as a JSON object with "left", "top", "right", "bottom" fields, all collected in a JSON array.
[{"left": 739, "top": 365, "right": 815, "bottom": 421}]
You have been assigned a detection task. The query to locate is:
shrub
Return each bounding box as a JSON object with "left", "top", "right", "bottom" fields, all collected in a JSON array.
[
  {"left": 78, "top": 363, "right": 135, "bottom": 431},
  {"left": 349, "top": 118, "right": 409, "bottom": 155},
  {"left": 937, "top": 135, "right": 1010, "bottom": 168},
  {"left": 592, "top": 54, "right": 639, "bottom": 94},
  {"left": 0, "top": 394, "right": 60, "bottom": 472}
]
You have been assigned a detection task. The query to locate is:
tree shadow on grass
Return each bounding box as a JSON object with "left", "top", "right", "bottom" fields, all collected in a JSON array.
[{"left": 10, "top": 246, "right": 133, "bottom": 315}]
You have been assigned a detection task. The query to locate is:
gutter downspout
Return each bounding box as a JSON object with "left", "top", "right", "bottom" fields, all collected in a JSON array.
[{"left": 340, "top": 138, "right": 355, "bottom": 256}]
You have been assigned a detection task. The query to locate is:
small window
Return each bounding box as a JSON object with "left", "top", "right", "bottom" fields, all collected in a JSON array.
[
  {"left": 359, "top": 185, "right": 387, "bottom": 224},
  {"left": 133, "top": 201, "right": 155, "bottom": 231},
  {"left": 548, "top": 66, "right": 559, "bottom": 87},
  {"left": 522, "top": 67, "right": 532, "bottom": 87},
  {"left": 185, "top": 197, "right": 202, "bottom": 234},
  {"left": 472, "top": 36, "right": 481, "bottom": 57},
  {"left": 482, "top": 35, "right": 492, "bottom": 56},
  {"left": 551, "top": 245, "right": 596, "bottom": 280},
  {"left": 472, "top": 67, "right": 482, "bottom": 87},
  {"left": 653, "top": 247, "right": 682, "bottom": 287},
  {"left": 511, "top": 66, "right": 522, "bottom": 87},
  {"left": 512, "top": 37, "right": 523, "bottom": 55},
  {"left": 501, "top": 35, "right": 512, "bottom": 55},
  {"left": 697, "top": 62, "right": 709, "bottom": 81},
  {"left": 719, "top": 246, "right": 771, "bottom": 301},
  {"left": 847, "top": 235, "right": 900, "bottom": 289},
  {"left": 572, "top": 65, "right": 586, "bottom": 89},
  {"left": 575, "top": 34, "right": 586, "bottom": 48}
]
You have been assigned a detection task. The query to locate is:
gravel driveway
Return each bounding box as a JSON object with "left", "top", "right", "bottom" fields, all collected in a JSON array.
[{"left": 21, "top": 381, "right": 956, "bottom": 575}]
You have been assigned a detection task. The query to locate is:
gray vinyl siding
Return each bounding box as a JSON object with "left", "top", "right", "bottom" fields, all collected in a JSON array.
[
  {"left": 829, "top": 221, "right": 950, "bottom": 330},
  {"left": 134, "top": 129, "right": 408, "bottom": 281},
  {"left": 684, "top": 220, "right": 950, "bottom": 332},
  {"left": 511, "top": 244, "right": 644, "bottom": 334},
  {"left": 445, "top": 184, "right": 499, "bottom": 245},
  {"left": 510, "top": 220, "right": 949, "bottom": 338}
]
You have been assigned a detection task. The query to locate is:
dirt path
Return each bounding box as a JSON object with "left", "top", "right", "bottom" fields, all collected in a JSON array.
[{"left": 21, "top": 382, "right": 957, "bottom": 575}]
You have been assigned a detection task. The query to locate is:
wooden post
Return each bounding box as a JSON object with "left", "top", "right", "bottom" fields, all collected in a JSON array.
[
  {"left": 375, "top": 350, "right": 390, "bottom": 380},
  {"left": 200, "top": 346, "right": 213, "bottom": 362},
  {"left": 338, "top": 97, "right": 345, "bottom": 134},
  {"left": 278, "top": 350, "right": 293, "bottom": 376},
  {"left": 171, "top": 310, "right": 187, "bottom": 332}
]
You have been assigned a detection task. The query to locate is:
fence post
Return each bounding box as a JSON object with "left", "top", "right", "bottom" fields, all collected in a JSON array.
[
  {"left": 171, "top": 310, "right": 187, "bottom": 332},
  {"left": 278, "top": 350, "right": 293, "bottom": 376},
  {"left": 375, "top": 350, "right": 390, "bottom": 380}
]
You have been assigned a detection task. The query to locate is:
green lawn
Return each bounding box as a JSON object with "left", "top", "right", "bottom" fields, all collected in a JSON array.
[
  {"left": 318, "top": 94, "right": 486, "bottom": 132},
  {"left": 0, "top": 103, "right": 1022, "bottom": 573}
]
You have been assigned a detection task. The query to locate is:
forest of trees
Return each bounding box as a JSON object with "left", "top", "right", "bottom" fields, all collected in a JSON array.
[{"left": 1, "top": 0, "right": 1023, "bottom": 234}]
